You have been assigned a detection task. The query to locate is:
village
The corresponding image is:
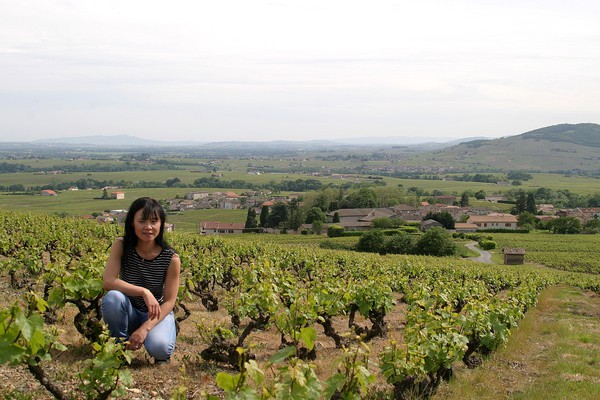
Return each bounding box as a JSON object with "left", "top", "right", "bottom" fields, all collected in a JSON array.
[{"left": 64, "top": 188, "right": 600, "bottom": 236}]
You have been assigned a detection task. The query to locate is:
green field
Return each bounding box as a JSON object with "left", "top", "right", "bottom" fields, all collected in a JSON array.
[{"left": 0, "top": 189, "right": 248, "bottom": 234}]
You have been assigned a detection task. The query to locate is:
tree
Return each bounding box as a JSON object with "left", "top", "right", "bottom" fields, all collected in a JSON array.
[
  {"left": 584, "top": 216, "right": 600, "bottom": 232},
  {"left": 548, "top": 217, "right": 581, "bottom": 234},
  {"left": 474, "top": 190, "right": 486, "bottom": 200},
  {"left": 344, "top": 188, "right": 377, "bottom": 208},
  {"left": 526, "top": 193, "right": 537, "bottom": 214},
  {"left": 513, "top": 191, "right": 527, "bottom": 214},
  {"left": 588, "top": 193, "right": 600, "bottom": 207},
  {"left": 266, "top": 202, "right": 289, "bottom": 229},
  {"left": 244, "top": 208, "right": 258, "bottom": 229},
  {"left": 460, "top": 192, "right": 470, "bottom": 207},
  {"left": 305, "top": 207, "right": 327, "bottom": 224},
  {"left": 311, "top": 220, "right": 323, "bottom": 235},
  {"left": 371, "top": 217, "right": 394, "bottom": 229},
  {"left": 422, "top": 211, "right": 455, "bottom": 229},
  {"left": 356, "top": 230, "right": 385, "bottom": 253},
  {"left": 332, "top": 212, "right": 340, "bottom": 223},
  {"left": 415, "top": 227, "right": 456, "bottom": 256},
  {"left": 259, "top": 205, "right": 269, "bottom": 227},
  {"left": 287, "top": 199, "right": 303, "bottom": 231},
  {"left": 517, "top": 212, "right": 536, "bottom": 228},
  {"left": 165, "top": 177, "right": 181, "bottom": 187},
  {"left": 383, "top": 232, "right": 414, "bottom": 255}
]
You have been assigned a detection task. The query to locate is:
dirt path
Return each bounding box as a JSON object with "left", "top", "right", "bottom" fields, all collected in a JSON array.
[
  {"left": 465, "top": 241, "right": 494, "bottom": 263},
  {"left": 434, "top": 285, "right": 600, "bottom": 399}
]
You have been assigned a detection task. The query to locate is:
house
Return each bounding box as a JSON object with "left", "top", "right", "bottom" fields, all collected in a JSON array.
[
  {"left": 111, "top": 191, "right": 125, "bottom": 200},
  {"left": 221, "top": 198, "right": 243, "bottom": 209},
  {"left": 41, "top": 189, "right": 57, "bottom": 196},
  {"left": 96, "top": 215, "right": 115, "bottom": 224},
  {"left": 467, "top": 213, "right": 518, "bottom": 230},
  {"left": 224, "top": 191, "right": 242, "bottom": 199},
  {"left": 454, "top": 223, "right": 478, "bottom": 233},
  {"left": 390, "top": 204, "right": 421, "bottom": 221},
  {"left": 199, "top": 221, "right": 246, "bottom": 235},
  {"left": 420, "top": 219, "right": 444, "bottom": 231},
  {"left": 537, "top": 204, "right": 555, "bottom": 214},
  {"left": 185, "top": 192, "right": 209, "bottom": 201},
  {"left": 503, "top": 248, "right": 526, "bottom": 265}
]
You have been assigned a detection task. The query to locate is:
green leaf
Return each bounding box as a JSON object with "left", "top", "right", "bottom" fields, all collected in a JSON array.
[
  {"left": 299, "top": 327, "right": 317, "bottom": 351},
  {"left": 323, "top": 373, "right": 345, "bottom": 398},
  {"left": 215, "top": 372, "right": 239, "bottom": 392},
  {"left": 245, "top": 360, "right": 265, "bottom": 387},
  {"left": 269, "top": 346, "right": 296, "bottom": 364}
]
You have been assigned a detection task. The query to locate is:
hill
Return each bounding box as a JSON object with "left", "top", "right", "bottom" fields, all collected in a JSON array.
[{"left": 416, "top": 123, "right": 600, "bottom": 172}]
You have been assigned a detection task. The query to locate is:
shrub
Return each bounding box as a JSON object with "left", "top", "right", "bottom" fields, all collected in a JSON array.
[
  {"left": 356, "top": 230, "right": 385, "bottom": 253},
  {"left": 327, "top": 225, "right": 345, "bottom": 238},
  {"left": 383, "top": 232, "right": 414, "bottom": 255},
  {"left": 478, "top": 240, "right": 496, "bottom": 250},
  {"left": 415, "top": 227, "right": 456, "bottom": 256}
]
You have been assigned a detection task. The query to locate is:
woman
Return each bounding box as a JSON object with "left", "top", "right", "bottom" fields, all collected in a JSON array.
[{"left": 102, "top": 197, "right": 181, "bottom": 363}]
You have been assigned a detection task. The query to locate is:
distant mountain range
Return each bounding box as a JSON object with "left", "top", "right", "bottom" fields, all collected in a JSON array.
[
  {"left": 32, "top": 135, "right": 204, "bottom": 147},
  {"left": 15, "top": 123, "right": 600, "bottom": 171},
  {"left": 30, "top": 133, "right": 486, "bottom": 149}
]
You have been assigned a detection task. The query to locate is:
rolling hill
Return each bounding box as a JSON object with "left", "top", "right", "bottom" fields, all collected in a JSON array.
[{"left": 414, "top": 123, "right": 600, "bottom": 172}]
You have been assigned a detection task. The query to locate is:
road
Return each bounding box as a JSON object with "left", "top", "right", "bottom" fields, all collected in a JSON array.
[{"left": 465, "top": 241, "right": 494, "bottom": 264}]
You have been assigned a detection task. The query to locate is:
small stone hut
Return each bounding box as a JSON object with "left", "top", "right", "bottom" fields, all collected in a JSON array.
[{"left": 503, "top": 248, "right": 526, "bottom": 265}]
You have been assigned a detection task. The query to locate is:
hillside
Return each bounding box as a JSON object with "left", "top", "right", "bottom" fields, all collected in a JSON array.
[{"left": 416, "top": 123, "right": 600, "bottom": 172}]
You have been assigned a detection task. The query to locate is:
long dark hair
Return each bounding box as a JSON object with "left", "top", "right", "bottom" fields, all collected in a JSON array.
[{"left": 122, "top": 197, "right": 170, "bottom": 250}]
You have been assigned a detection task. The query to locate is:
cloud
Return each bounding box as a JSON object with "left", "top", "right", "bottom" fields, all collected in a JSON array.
[{"left": 0, "top": 0, "right": 599, "bottom": 142}]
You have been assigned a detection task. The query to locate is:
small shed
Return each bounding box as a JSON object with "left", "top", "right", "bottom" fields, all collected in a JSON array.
[{"left": 503, "top": 248, "right": 526, "bottom": 265}]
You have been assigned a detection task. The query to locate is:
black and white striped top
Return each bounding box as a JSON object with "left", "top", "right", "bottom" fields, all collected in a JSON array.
[{"left": 120, "top": 245, "right": 175, "bottom": 312}]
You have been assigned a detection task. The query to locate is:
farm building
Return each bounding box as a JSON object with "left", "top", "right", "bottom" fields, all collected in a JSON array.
[
  {"left": 199, "top": 221, "right": 245, "bottom": 235},
  {"left": 467, "top": 213, "right": 518, "bottom": 230},
  {"left": 503, "top": 248, "right": 526, "bottom": 265}
]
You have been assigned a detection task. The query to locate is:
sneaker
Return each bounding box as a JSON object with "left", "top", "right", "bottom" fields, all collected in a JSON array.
[{"left": 154, "top": 358, "right": 170, "bottom": 365}]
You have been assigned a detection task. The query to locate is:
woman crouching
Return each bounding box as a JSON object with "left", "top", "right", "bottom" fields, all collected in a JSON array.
[{"left": 101, "top": 197, "right": 180, "bottom": 364}]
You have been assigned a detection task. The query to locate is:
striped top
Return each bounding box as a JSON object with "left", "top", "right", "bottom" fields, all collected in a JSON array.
[{"left": 120, "top": 245, "right": 175, "bottom": 312}]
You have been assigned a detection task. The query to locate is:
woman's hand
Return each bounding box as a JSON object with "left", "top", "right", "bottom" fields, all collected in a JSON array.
[
  {"left": 127, "top": 327, "right": 149, "bottom": 350},
  {"left": 143, "top": 289, "right": 161, "bottom": 320}
]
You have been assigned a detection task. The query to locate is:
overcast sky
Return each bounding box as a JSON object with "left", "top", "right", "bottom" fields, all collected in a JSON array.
[{"left": 1, "top": 0, "right": 599, "bottom": 143}]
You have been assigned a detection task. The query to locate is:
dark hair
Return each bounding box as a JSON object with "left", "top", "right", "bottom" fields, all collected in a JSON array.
[{"left": 123, "top": 197, "right": 170, "bottom": 250}]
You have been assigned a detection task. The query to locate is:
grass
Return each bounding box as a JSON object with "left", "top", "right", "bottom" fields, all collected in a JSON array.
[{"left": 433, "top": 285, "right": 600, "bottom": 400}]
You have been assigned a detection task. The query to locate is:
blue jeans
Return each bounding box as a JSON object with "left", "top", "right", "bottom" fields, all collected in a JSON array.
[{"left": 101, "top": 290, "right": 176, "bottom": 360}]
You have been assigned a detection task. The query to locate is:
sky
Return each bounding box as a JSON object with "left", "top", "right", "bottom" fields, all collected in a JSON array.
[{"left": 1, "top": 0, "right": 599, "bottom": 143}]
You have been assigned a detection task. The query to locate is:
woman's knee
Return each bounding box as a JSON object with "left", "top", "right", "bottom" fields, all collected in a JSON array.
[
  {"left": 145, "top": 313, "right": 176, "bottom": 360},
  {"left": 102, "top": 290, "right": 127, "bottom": 306},
  {"left": 145, "top": 335, "right": 175, "bottom": 360}
]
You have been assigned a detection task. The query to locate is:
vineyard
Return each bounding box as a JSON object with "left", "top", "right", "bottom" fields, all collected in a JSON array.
[
  {"left": 1, "top": 210, "right": 599, "bottom": 399},
  {"left": 489, "top": 232, "right": 600, "bottom": 275}
]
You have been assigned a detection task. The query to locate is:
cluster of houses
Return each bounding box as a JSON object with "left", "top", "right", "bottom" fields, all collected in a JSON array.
[
  {"left": 42, "top": 188, "right": 599, "bottom": 236},
  {"left": 199, "top": 199, "right": 600, "bottom": 236}
]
